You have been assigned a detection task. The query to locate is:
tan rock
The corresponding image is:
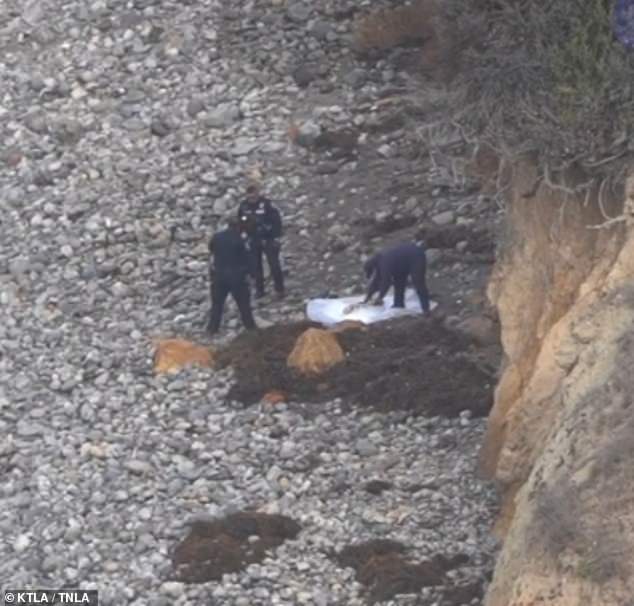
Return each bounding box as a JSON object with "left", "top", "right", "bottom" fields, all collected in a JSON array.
[
  {"left": 287, "top": 328, "right": 345, "bottom": 375},
  {"left": 153, "top": 338, "right": 214, "bottom": 374}
]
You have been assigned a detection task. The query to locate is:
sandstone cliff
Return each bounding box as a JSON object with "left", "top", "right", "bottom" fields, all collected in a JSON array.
[{"left": 482, "top": 164, "right": 634, "bottom": 605}]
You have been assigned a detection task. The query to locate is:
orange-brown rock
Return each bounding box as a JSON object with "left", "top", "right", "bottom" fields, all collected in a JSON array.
[
  {"left": 262, "top": 390, "right": 287, "bottom": 405},
  {"left": 153, "top": 339, "right": 214, "bottom": 374},
  {"left": 287, "top": 328, "right": 345, "bottom": 375}
]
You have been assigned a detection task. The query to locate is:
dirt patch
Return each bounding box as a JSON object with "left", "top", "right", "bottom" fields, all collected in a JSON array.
[
  {"left": 171, "top": 512, "right": 301, "bottom": 583},
  {"left": 416, "top": 223, "right": 494, "bottom": 254},
  {"left": 357, "top": 213, "right": 418, "bottom": 240},
  {"left": 364, "top": 480, "right": 393, "bottom": 495},
  {"left": 217, "top": 316, "right": 494, "bottom": 417},
  {"left": 334, "top": 539, "right": 470, "bottom": 604},
  {"left": 441, "top": 581, "right": 484, "bottom": 605}
]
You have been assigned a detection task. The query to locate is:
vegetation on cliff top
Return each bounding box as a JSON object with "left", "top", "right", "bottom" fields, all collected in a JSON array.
[
  {"left": 355, "top": 0, "right": 634, "bottom": 197},
  {"left": 440, "top": 0, "right": 634, "bottom": 188}
]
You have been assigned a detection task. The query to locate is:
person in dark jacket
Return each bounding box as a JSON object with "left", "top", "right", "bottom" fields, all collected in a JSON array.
[
  {"left": 363, "top": 242, "right": 431, "bottom": 313},
  {"left": 205, "top": 218, "right": 257, "bottom": 335},
  {"left": 237, "top": 183, "right": 285, "bottom": 299}
]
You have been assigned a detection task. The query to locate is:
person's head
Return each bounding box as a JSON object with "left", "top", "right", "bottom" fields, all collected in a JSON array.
[{"left": 245, "top": 183, "right": 260, "bottom": 203}]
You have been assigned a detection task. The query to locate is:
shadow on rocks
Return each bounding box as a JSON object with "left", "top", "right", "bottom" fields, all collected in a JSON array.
[
  {"left": 334, "top": 539, "right": 472, "bottom": 604},
  {"left": 171, "top": 512, "right": 301, "bottom": 583}
]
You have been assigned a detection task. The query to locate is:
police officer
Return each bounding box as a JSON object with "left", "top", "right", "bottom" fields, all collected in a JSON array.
[
  {"left": 237, "top": 183, "right": 285, "bottom": 299},
  {"left": 363, "top": 242, "right": 431, "bottom": 313},
  {"left": 205, "top": 217, "right": 257, "bottom": 335}
]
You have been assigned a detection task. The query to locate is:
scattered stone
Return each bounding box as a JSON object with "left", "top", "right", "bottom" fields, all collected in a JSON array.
[
  {"left": 316, "top": 161, "right": 340, "bottom": 175},
  {"left": 356, "top": 438, "right": 379, "bottom": 457},
  {"left": 293, "top": 120, "right": 322, "bottom": 148},
  {"left": 13, "top": 535, "right": 30, "bottom": 553},
  {"left": 186, "top": 98, "right": 206, "bottom": 118},
  {"left": 3, "top": 150, "right": 23, "bottom": 168},
  {"left": 311, "top": 21, "right": 333, "bottom": 41},
  {"left": 292, "top": 64, "right": 319, "bottom": 88},
  {"left": 9, "top": 257, "right": 31, "bottom": 277},
  {"left": 33, "top": 170, "right": 55, "bottom": 187},
  {"left": 426, "top": 248, "right": 442, "bottom": 266},
  {"left": 150, "top": 117, "right": 171, "bottom": 137},
  {"left": 432, "top": 211, "right": 456, "bottom": 226},
  {"left": 24, "top": 112, "right": 49, "bottom": 134},
  {"left": 364, "top": 480, "right": 393, "bottom": 495},
  {"left": 125, "top": 460, "right": 153, "bottom": 475},
  {"left": 377, "top": 144, "right": 393, "bottom": 158},
  {"left": 231, "top": 139, "right": 260, "bottom": 156},
  {"left": 205, "top": 103, "right": 241, "bottom": 128},
  {"left": 287, "top": 3, "right": 312, "bottom": 23},
  {"left": 16, "top": 421, "right": 46, "bottom": 437},
  {"left": 160, "top": 582, "right": 184, "bottom": 598}
]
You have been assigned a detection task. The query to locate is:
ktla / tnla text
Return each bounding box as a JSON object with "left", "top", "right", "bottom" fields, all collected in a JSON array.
[{"left": 4, "top": 590, "right": 98, "bottom": 605}]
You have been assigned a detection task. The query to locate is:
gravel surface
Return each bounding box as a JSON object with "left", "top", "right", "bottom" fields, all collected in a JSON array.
[{"left": 0, "top": 0, "right": 500, "bottom": 604}]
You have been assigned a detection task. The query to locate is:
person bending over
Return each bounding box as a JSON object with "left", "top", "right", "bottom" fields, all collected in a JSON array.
[{"left": 363, "top": 242, "right": 431, "bottom": 313}]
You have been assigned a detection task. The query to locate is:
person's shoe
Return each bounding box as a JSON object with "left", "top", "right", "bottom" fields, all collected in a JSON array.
[
  {"left": 275, "top": 290, "right": 286, "bottom": 300},
  {"left": 255, "top": 291, "right": 265, "bottom": 299}
]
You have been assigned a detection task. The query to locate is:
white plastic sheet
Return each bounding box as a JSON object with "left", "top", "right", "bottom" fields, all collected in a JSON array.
[{"left": 306, "top": 289, "right": 437, "bottom": 327}]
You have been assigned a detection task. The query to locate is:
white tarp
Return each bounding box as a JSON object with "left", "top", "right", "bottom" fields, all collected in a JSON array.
[{"left": 306, "top": 289, "right": 437, "bottom": 327}]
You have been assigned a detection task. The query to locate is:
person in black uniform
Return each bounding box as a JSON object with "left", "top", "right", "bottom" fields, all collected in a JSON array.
[
  {"left": 363, "top": 242, "right": 431, "bottom": 313},
  {"left": 237, "top": 183, "right": 285, "bottom": 299},
  {"left": 205, "top": 218, "right": 257, "bottom": 335}
]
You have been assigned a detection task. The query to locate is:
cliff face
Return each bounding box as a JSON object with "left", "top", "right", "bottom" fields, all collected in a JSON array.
[{"left": 482, "top": 165, "right": 634, "bottom": 605}]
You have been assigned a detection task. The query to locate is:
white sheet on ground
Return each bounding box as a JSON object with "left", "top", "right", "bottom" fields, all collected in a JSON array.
[{"left": 306, "top": 289, "right": 437, "bottom": 326}]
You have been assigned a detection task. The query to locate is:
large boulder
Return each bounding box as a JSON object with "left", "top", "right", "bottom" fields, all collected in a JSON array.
[
  {"left": 287, "top": 328, "right": 345, "bottom": 375},
  {"left": 153, "top": 339, "right": 214, "bottom": 374}
]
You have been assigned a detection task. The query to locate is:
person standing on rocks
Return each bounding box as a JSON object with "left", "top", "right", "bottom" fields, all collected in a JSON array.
[
  {"left": 362, "top": 242, "right": 431, "bottom": 313},
  {"left": 237, "top": 183, "right": 285, "bottom": 299},
  {"left": 205, "top": 218, "right": 257, "bottom": 335}
]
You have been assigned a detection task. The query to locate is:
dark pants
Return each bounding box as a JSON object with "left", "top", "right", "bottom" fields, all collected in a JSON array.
[
  {"left": 207, "top": 274, "right": 256, "bottom": 333},
  {"left": 392, "top": 257, "right": 430, "bottom": 313},
  {"left": 250, "top": 238, "right": 284, "bottom": 296}
]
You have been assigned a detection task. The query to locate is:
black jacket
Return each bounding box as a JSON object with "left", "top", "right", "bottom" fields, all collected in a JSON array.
[
  {"left": 209, "top": 227, "right": 251, "bottom": 281},
  {"left": 365, "top": 242, "right": 427, "bottom": 300},
  {"left": 237, "top": 197, "right": 282, "bottom": 240}
]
